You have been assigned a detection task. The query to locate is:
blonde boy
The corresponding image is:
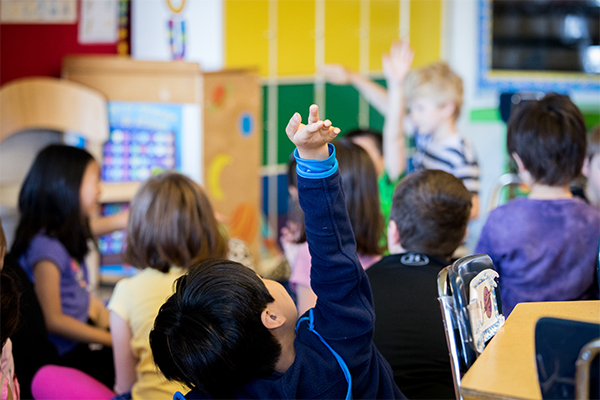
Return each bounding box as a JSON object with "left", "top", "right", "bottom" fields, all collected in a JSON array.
[{"left": 323, "top": 41, "right": 480, "bottom": 218}]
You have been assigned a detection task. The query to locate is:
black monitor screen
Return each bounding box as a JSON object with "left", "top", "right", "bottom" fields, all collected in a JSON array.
[{"left": 491, "top": 0, "right": 600, "bottom": 73}]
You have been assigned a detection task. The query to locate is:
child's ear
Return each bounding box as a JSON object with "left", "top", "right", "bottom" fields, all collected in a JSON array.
[
  {"left": 261, "top": 308, "right": 286, "bottom": 330},
  {"left": 440, "top": 102, "right": 456, "bottom": 120},
  {"left": 582, "top": 157, "right": 590, "bottom": 178},
  {"left": 387, "top": 220, "right": 403, "bottom": 254}
]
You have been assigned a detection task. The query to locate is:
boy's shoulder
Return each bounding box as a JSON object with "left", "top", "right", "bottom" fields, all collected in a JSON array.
[{"left": 368, "top": 252, "right": 447, "bottom": 276}]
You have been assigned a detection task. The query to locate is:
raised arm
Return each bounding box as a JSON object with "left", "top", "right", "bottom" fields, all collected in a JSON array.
[
  {"left": 382, "top": 40, "right": 414, "bottom": 182},
  {"left": 286, "top": 105, "right": 375, "bottom": 359},
  {"left": 321, "top": 65, "right": 389, "bottom": 116}
]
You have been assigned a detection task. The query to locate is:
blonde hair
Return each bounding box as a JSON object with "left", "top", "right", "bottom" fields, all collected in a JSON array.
[
  {"left": 124, "top": 172, "right": 228, "bottom": 272},
  {"left": 404, "top": 61, "right": 464, "bottom": 120}
]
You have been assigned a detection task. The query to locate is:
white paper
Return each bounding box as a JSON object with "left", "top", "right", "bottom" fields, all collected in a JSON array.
[
  {"left": 1, "top": 0, "right": 77, "bottom": 23},
  {"left": 78, "top": 0, "right": 119, "bottom": 44}
]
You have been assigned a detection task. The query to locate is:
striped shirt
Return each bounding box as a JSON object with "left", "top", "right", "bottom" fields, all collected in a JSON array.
[{"left": 410, "top": 133, "right": 480, "bottom": 194}]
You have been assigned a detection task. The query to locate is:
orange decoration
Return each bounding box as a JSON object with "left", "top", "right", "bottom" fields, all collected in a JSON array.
[{"left": 228, "top": 203, "right": 258, "bottom": 244}]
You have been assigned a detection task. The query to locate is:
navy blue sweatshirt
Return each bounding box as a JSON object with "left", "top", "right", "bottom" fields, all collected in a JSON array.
[{"left": 185, "top": 146, "right": 404, "bottom": 399}]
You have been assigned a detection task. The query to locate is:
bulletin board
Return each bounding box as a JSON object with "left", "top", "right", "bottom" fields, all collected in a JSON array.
[{"left": 62, "top": 56, "right": 262, "bottom": 270}]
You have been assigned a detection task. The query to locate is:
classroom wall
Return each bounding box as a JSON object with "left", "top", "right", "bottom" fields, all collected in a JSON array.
[
  {"left": 0, "top": 2, "right": 126, "bottom": 85},
  {"left": 223, "top": 0, "right": 445, "bottom": 237}
]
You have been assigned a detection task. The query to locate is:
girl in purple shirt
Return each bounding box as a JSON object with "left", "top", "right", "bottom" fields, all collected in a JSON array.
[
  {"left": 12, "top": 145, "right": 115, "bottom": 387},
  {"left": 476, "top": 94, "right": 600, "bottom": 315}
]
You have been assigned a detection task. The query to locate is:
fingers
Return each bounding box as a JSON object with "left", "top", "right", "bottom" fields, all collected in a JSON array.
[
  {"left": 285, "top": 112, "right": 302, "bottom": 139},
  {"left": 308, "top": 104, "right": 320, "bottom": 124}
]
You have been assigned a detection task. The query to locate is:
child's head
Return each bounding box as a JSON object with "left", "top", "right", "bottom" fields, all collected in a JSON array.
[
  {"left": 11, "top": 145, "right": 99, "bottom": 261},
  {"left": 343, "top": 129, "right": 384, "bottom": 175},
  {"left": 389, "top": 169, "right": 471, "bottom": 259},
  {"left": 507, "top": 93, "right": 586, "bottom": 187},
  {"left": 150, "top": 259, "right": 295, "bottom": 398},
  {"left": 334, "top": 138, "right": 385, "bottom": 255},
  {"left": 404, "top": 62, "right": 463, "bottom": 132},
  {"left": 582, "top": 126, "right": 600, "bottom": 207},
  {"left": 125, "top": 172, "right": 228, "bottom": 272}
]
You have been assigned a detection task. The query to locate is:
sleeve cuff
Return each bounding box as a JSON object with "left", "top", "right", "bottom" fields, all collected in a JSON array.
[{"left": 294, "top": 143, "right": 338, "bottom": 179}]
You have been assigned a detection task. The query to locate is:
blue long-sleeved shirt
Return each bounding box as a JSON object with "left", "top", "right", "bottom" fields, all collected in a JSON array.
[{"left": 186, "top": 145, "right": 404, "bottom": 399}]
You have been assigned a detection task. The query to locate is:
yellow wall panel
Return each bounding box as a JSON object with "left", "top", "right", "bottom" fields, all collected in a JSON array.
[
  {"left": 369, "top": 0, "right": 399, "bottom": 72},
  {"left": 409, "top": 0, "right": 441, "bottom": 67},
  {"left": 224, "top": 0, "right": 270, "bottom": 76},
  {"left": 278, "top": 0, "right": 316, "bottom": 76},
  {"left": 324, "top": 0, "right": 361, "bottom": 71}
]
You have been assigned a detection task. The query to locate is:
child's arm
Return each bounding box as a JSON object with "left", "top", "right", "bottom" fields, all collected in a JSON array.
[
  {"left": 286, "top": 105, "right": 375, "bottom": 362},
  {"left": 90, "top": 211, "right": 129, "bottom": 237},
  {"left": 33, "top": 261, "right": 112, "bottom": 347},
  {"left": 321, "top": 65, "right": 389, "bottom": 115},
  {"left": 88, "top": 295, "right": 110, "bottom": 330},
  {"left": 382, "top": 40, "right": 413, "bottom": 181},
  {"left": 110, "top": 311, "right": 138, "bottom": 394}
]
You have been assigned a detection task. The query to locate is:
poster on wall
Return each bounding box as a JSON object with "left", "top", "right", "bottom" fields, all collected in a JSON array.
[
  {"left": 78, "top": 0, "right": 119, "bottom": 44},
  {"left": 99, "top": 100, "right": 201, "bottom": 270},
  {"left": 0, "top": 0, "right": 77, "bottom": 24},
  {"left": 131, "top": 0, "right": 223, "bottom": 71}
]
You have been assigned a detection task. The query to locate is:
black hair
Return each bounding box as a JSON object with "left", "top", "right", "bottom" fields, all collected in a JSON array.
[
  {"left": 11, "top": 145, "right": 95, "bottom": 262},
  {"left": 150, "top": 259, "right": 282, "bottom": 399},
  {"left": 507, "top": 93, "right": 586, "bottom": 186},
  {"left": 1, "top": 268, "right": 21, "bottom": 347},
  {"left": 344, "top": 128, "right": 383, "bottom": 156},
  {"left": 390, "top": 169, "right": 472, "bottom": 259}
]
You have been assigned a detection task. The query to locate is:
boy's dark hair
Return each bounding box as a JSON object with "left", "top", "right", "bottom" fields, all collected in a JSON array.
[
  {"left": 344, "top": 128, "right": 383, "bottom": 156},
  {"left": 124, "top": 172, "right": 228, "bottom": 272},
  {"left": 11, "top": 145, "right": 95, "bottom": 262},
  {"left": 507, "top": 93, "right": 587, "bottom": 186},
  {"left": 150, "top": 259, "right": 281, "bottom": 399},
  {"left": 390, "top": 169, "right": 471, "bottom": 258},
  {"left": 587, "top": 125, "right": 600, "bottom": 161}
]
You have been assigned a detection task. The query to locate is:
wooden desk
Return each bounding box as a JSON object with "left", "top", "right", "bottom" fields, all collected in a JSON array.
[{"left": 460, "top": 301, "right": 600, "bottom": 400}]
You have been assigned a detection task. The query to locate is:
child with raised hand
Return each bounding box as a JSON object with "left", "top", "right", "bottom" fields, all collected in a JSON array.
[
  {"left": 107, "top": 172, "right": 229, "bottom": 400},
  {"left": 476, "top": 94, "right": 600, "bottom": 316},
  {"left": 322, "top": 40, "right": 480, "bottom": 219},
  {"left": 150, "top": 105, "right": 404, "bottom": 399},
  {"left": 288, "top": 137, "right": 385, "bottom": 315},
  {"left": 10, "top": 145, "right": 114, "bottom": 387}
]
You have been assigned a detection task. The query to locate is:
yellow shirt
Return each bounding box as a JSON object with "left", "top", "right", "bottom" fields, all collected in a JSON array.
[{"left": 108, "top": 267, "right": 189, "bottom": 400}]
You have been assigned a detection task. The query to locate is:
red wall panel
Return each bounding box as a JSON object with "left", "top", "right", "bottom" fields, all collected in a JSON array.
[{"left": 1, "top": 21, "right": 119, "bottom": 86}]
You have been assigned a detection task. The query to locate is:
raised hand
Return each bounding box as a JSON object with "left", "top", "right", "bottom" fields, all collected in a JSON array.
[
  {"left": 382, "top": 40, "right": 414, "bottom": 86},
  {"left": 286, "top": 104, "right": 340, "bottom": 160},
  {"left": 320, "top": 64, "right": 353, "bottom": 85}
]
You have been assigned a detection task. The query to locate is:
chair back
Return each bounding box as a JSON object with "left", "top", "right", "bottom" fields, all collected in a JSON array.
[
  {"left": 487, "top": 173, "right": 521, "bottom": 211},
  {"left": 535, "top": 317, "right": 600, "bottom": 399},
  {"left": 438, "top": 254, "right": 505, "bottom": 399},
  {"left": 575, "top": 337, "right": 600, "bottom": 400}
]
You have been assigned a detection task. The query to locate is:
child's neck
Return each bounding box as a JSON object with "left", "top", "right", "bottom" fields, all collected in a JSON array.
[
  {"left": 273, "top": 327, "right": 297, "bottom": 374},
  {"left": 528, "top": 183, "right": 572, "bottom": 200},
  {"left": 432, "top": 119, "right": 458, "bottom": 143}
]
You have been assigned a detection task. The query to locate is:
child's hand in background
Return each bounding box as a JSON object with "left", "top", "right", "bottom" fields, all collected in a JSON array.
[
  {"left": 383, "top": 40, "right": 414, "bottom": 87},
  {"left": 320, "top": 64, "right": 353, "bottom": 85},
  {"left": 286, "top": 105, "right": 340, "bottom": 160}
]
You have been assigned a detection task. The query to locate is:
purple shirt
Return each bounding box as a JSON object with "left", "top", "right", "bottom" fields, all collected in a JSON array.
[
  {"left": 19, "top": 234, "right": 90, "bottom": 356},
  {"left": 476, "top": 197, "right": 600, "bottom": 315}
]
